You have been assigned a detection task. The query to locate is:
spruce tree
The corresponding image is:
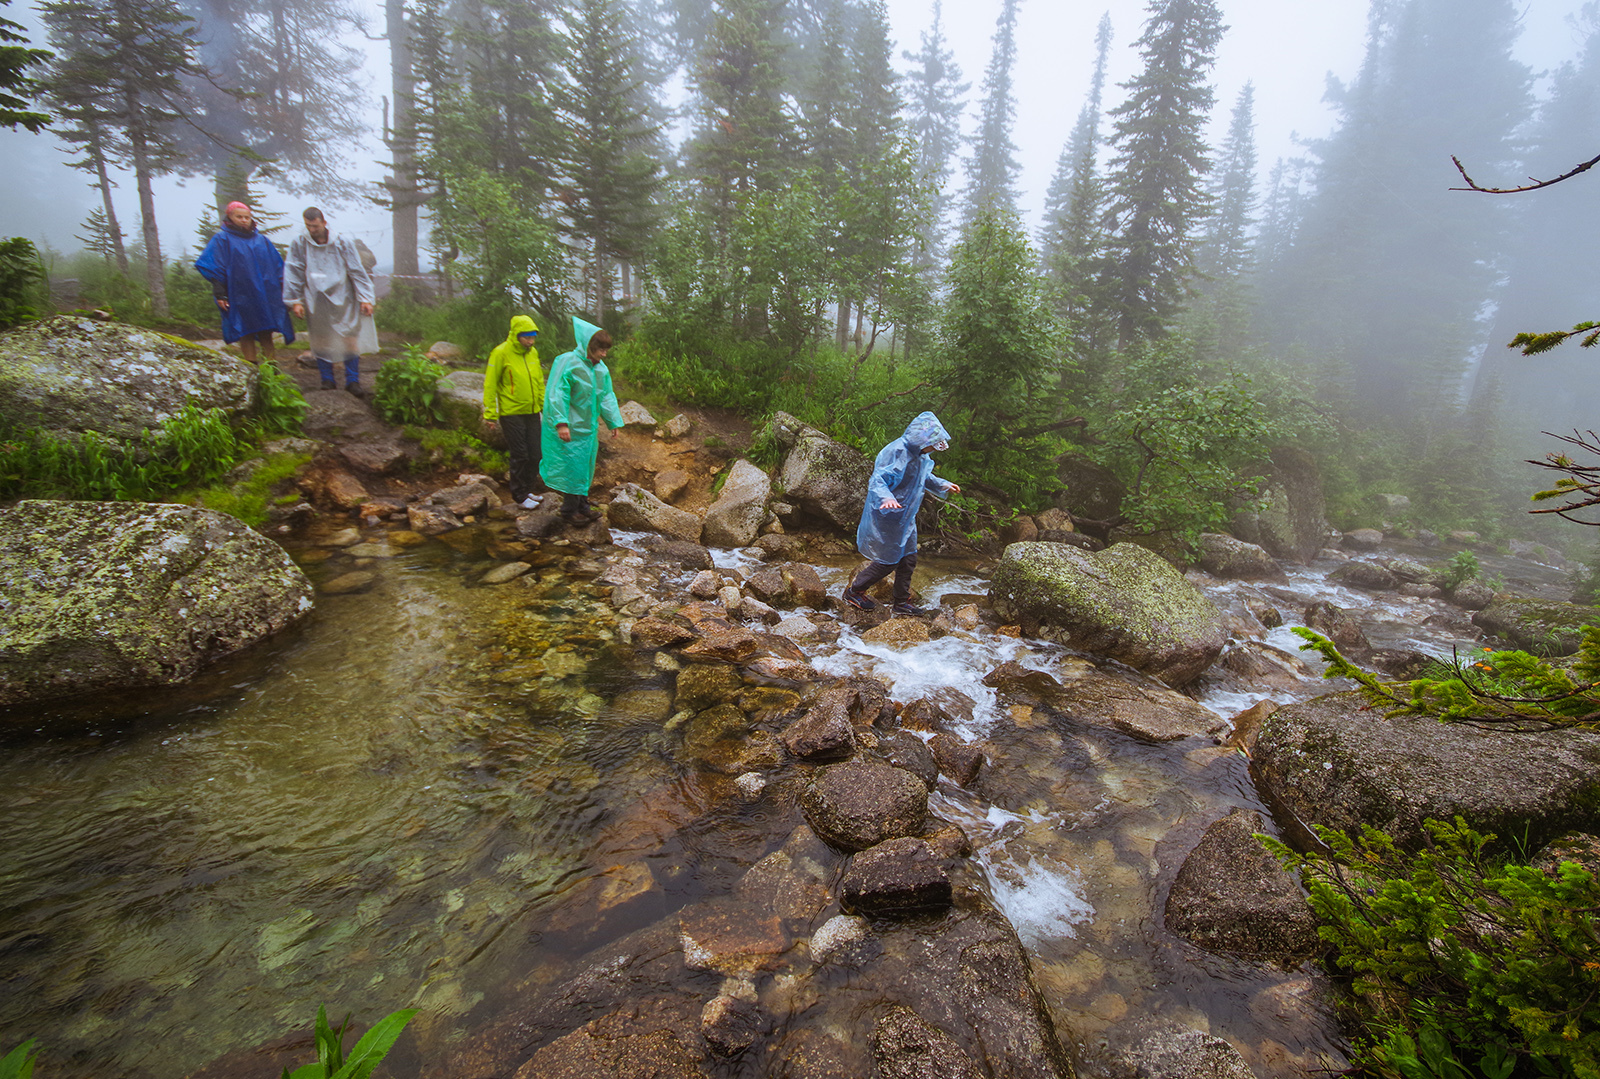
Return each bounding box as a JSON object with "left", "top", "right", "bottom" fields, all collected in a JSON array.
[
  {"left": 900, "top": 0, "right": 966, "bottom": 274},
  {"left": 42, "top": 0, "right": 212, "bottom": 316},
  {"left": 554, "top": 0, "right": 663, "bottom": 324},
  {"left": 1189, "top": 81, "right": 1257, "bottom": 354},
  {"left": 1, "top": 0, "right": 51, "bottom": 132},
  {"left": 960, "top": 0, "right": 1023, "bottom": 222},
  {"left": 1101, "top": 0, "right": 1224, "bottom": 347}
]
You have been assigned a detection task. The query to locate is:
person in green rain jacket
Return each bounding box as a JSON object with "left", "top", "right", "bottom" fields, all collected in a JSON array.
[
  {"left": 482, "top": 315, "right": 545, "bottom": 509},
  {"left": 541, "top": 317, "right": 625, "bottom": 524}
]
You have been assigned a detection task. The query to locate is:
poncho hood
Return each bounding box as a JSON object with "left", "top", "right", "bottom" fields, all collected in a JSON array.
[
  {"left": 901, "top": 411, "right": 951, "bottom": 453},
  {"left": 572, "top": 317, "right": 602, "bottom": 361}
]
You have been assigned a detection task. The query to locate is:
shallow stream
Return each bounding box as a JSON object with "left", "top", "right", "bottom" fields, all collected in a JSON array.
[{"left": 0, "top": 529, "right": 1570, "bottom": 1076}]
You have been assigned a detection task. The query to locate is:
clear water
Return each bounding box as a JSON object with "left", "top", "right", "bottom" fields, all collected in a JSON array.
[{"left": 4, "top": 534, "right": 1546, "bottom": 1076}]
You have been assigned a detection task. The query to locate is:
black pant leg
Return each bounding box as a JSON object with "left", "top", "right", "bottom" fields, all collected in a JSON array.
[
  {"left": 499, "top": 413, "right": 540, "bottom": 501},
  {"left": 892, "top": 552, "right": 918, "bottom": 604}
]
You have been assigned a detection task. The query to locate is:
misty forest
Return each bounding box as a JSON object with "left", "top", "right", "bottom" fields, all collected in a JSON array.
[{"left": 4, "top": 0, "right": 1600, "bottom": 1076}]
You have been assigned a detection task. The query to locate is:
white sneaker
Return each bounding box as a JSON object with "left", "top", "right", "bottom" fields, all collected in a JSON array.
[{"left": 520, "top": 495, "right": 541, "bottom": 510}]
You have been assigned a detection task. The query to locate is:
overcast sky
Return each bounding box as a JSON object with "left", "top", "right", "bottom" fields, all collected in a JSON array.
[{"left": 0, "top": 0, "right": 1591, "bottom": 271}]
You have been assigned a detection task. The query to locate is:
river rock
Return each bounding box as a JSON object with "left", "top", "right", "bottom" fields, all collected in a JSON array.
[
  {"left": 879, "top": 730, "right": 939, "bottom": 789},
  {"left": 1251, "top": 690, "right": 1600, "bottom": 851},
  {"left": 768, "top": 412, "right": 873, "bottom": 532},
  {"left": 481, "top": 561, "right": 531, "bottom": 585},
  {"left": 319, "top": 571, "right": 375, "bottom": 595},
  {"left": 701, "top": 459, "right": 771, "bottom": 548},
  {"left": 1328, "top": 560, "right": 1398, "bottom": 591},
  {"left": 1088, "top": 1018, "right": 1255, "bottom": 1079},
  {"left": 871, "top": 1005, "right": 983, "bottom": 1079},
  {"left": 1447, "top": 579, "right": 1496, "bottom": 610},
  {"left": 674, "top": 664, "right": 744, "bottom": 711},
  {"left": 809, "top": 913, "right": 870, "bottom": 964},
  {"left": 745, "top": 561, "right": 827, "bottom": 609},
  {"left": 680, "top": 896, "right": 789, "bottom": 974},
  {"left": 1472, "top": 596, "right": 1600, "bottom": 656},
  {"left": 407, "top": 502, "right": 463, "bottom": 535},
  {"left": 1342, "top": 528, "right": 1384, "bottom": 551},
  {"left": 0, "top": 316, "right": 255, "bottom": 443},
  {"left": 639, "top": 536, "right": 715, "bottom": 570},
  {"left": 511, "top": 1007, "right": 711, "bottom": 1079},
  {"left": 1164, "top": 809, "right": 1322, "bottom": 961},
  {"left": 0, "top": 501, "right": 314, "bottom": 709},
  {"left": 781, "top": 686, "right": 857, "bottom": 762},
  {"left": 433, "top": 370, "right": 484, "bottom": 430},
  {"left": 989, "top": 542, "right": 1227, "bottom": 687},
  {"left": 860, "top": 617, "right": 931, "bottom": 645},
  {"left": 655, "top": 469, "right": 690, "bottom": 503},
  {"left": 983, "top": 659, "right": 1226, "bottom": 742},
  {"left": 701, "top": 992, "right": 765, "bottom": 1056},
  {"left": 929, "top": 733, "right": 984, "bottom": 787},
  {"left": 801, "top": 761, "right": 929, "bottom": 852},
  {"left": 841, "top": 838, "right": 952, "bottom": 915},
  {"left": 1302, "top": 600, "right": 1370, "bottom": 654},
  {"left": 607, "top": 483, "right": 704, "bottom": 543},
  {"left": 429, "top": 481, "right": 493, "bottom": 518},
  {"left": 1195, "top": 533, "right": 1286, "bottom": 580}
]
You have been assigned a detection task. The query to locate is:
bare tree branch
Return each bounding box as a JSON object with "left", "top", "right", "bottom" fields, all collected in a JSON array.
[{"left": 1451, "top": 151, "right": 1600, "bottom": 194}]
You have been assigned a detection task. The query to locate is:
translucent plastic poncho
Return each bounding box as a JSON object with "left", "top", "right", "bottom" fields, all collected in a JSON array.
[
  {"left": 856, "top": 411, "right": 955, "bottom": 564},
  {"left": 540, "top": 317, "right": 625, "bottom": 497}
]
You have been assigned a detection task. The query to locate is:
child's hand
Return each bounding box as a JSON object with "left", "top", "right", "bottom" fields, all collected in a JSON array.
[
  {"left": 557, "top": 423, "right": 572, "bottom": 442},
  {"left": 881, "top": 497, "right": 902, "bottom": 510},
  {"left": 947, "top": 483, "right": 961, "bottom": 495}
]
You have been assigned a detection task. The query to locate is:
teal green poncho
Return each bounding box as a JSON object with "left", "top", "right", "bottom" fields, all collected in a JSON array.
[{"left": 539, "top": 317, "right": 625, "bottom": 497}]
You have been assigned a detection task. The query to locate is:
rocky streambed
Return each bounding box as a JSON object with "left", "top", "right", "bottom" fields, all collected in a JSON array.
[{"left": 0, "top": 491, "right": 1592, "bottom": 1079}]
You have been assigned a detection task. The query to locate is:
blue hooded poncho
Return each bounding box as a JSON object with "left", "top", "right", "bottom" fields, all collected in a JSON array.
[
  {"left": 540, "top": 317, "right": 625, "bottom": 497},
  {"left": 856, "top": 411, "right": 955, "bottom": 564},
  {"left": 195, "top": 223, "right": 296, "bottom": 345}
]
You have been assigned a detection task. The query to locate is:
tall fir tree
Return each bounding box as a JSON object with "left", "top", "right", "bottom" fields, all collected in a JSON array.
[
  {"left": 1, "top": 0, "right": 51, "bottom": 131},
  {"left": 554, "top": 0, "right": 663, "bottom": 324},
  {"left": 1257, "top": 0, "right": 1531, "bottom": 418},
  {"left": 1040, "top": 12, "right": 1110, "bottom": 264},
  {"left": 42, "top": 0, "right": 212, "bottom": 315},
  {"left": 960, "top": 0, "right": 1022, "bottom": 222},
  {"left": 1188, "top": 81, "right": 1257, "bottom": 355},
  {"left": 1100, "top": 0, "right": 1224, "bottom": 347},
  {"left": 900, "top": 0, "right": 966, "bottom": 274}
]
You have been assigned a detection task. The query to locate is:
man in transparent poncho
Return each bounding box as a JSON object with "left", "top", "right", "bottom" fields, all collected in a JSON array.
[
  {"left": 842, "top": 411, "right": 961, "bottom": 616},
  {"left": 283, "top": 207, "right": 377, "bottom": 396}
]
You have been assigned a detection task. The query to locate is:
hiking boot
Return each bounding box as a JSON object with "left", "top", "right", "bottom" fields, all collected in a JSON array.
[
  {"left": 344, "top": 383, "right": 367, "bottom": 399},
  {"left": 892, "top": 601, "right": 929, "bottom": 617},
  {"left": 842, "top": 588, "right": 877, "bottom": 611},
  {"left": 320, "top": 380, "right": 337, "bottom": 391}
]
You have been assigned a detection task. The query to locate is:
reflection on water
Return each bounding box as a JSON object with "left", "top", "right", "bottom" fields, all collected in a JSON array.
[{"left": 11, "top": 533, "right": 1528, "bottom": 1075}]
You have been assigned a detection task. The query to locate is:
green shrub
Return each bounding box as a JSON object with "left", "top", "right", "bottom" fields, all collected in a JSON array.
[
  {"left": 280, "top": 1005, "right": 417, "bottom": 1079},
  {"left": 0, "top": 238, "right": 46, "bottom": 329},
  {"left": 186, "top": 452, "right": 311, "bottom": 526},
  {"left": 374, "top": 346, "right": 447, "bottom": 427},
  {"left": 403, "top": 425, "right": 507, "bottom": 475},
  {"left": 1443, "top": 551, "right": 1482, "bottom": 591},
  {"left": 0, "top": 404, "right": 243, "bottom": 501},
  {"left": 0, "top": 1039, "right": 37, "bottom": 1079},
  {"left": 1266, "top": 818, "right": 1600, "bottom": 1079},
  {"left": 252, "top": 362, "right": 308, "bottom": 435}
]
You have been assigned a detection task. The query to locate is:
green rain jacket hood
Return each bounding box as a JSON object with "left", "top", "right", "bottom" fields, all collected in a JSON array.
[
  {"left": 539, "top": 317, "right": 626, "bottom": 496},
  {"left": 482, "top": 314, "right": 543, "bottom": 420}
]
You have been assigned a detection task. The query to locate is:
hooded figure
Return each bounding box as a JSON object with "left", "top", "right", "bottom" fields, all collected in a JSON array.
[
  {"left": 843, "top": 411, "right": 960, "bottom": 615},
  {"left": 483, "top": 315, "right": 545, "bottom": 508},
  {"left": 540, "top": 317, "right": 625, "bottom": 523},
  {"left": 195, "top": 203, "right": 295, "bottom": 350},
  {"left": 282, "top": 209, "right": 378, "bottom": 393}
]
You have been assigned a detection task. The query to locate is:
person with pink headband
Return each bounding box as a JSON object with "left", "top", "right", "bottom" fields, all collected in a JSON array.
[{"left": 195, "top": 201, "right": 295, "bottom": 364}]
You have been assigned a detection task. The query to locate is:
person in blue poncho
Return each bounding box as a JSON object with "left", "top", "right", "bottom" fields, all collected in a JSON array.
[
  {"left": 195, "top": 201, "right": 295, "bottom": 364},
  {"left": 842, "top": 411, "right": 961, "bottom": 616}
]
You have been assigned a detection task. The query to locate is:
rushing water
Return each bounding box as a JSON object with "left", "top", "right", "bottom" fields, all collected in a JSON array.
[{"left": 0, "top": 529, "right": 1570, "bottom": 1076}]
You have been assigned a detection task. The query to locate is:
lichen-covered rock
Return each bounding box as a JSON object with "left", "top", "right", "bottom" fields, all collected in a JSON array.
[
  {"left": 0, "top": 316, "right": 254, "bottom": 442},
  {"left": 1195, "top": 533, "right": 1286, "bottom": 580},
  {"left": 0, "top": 500, "right": 313, "bottom": 709},
  {"left": 1086, "top": 1018, "right": 1254, "bottom": 1079},
  {"left": 1163, "top": 809, "right": 1323, "bottom": 961},
  {"left": 1327, "top": 560, "right": 1398, "bottom": 591},
  {"left": 1472, "top": 596, "right": 1600, "bottom": 656},
  {"left": 1342, "top": 528, "right": 1384, "bottom": 551},
  {"left": 701, "top": 459, "right": 771, "bottom": 548},
  {"left": 434, "top": 370, "right": 485, "bottom": 430},
  {"left": 1230, "top": 447, "right": 1329, "bottom": 564},
  {"left": 1303, "top": 600, "right": 1370, "bottom": 654},
  {"left": 989, "top": 542, "right": 1226, "bottom": 687},
  {"left": 768, "top": 412, "right": 873, "bottom": 533},
  {"left": 871, "top": 1006, "right": 983, "bottom": 1079},
  {"left": 607, "top": 482, "right": 704, "bottom": 543},
  {"left": 1251, "top": 690, "right": 1600, "bottom": 851}
]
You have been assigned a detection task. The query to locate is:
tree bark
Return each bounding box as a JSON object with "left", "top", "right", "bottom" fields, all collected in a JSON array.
[
  {"left": 386, "top": 0, "right": 420, "bottom": 277},
  {"left": 87, "top": 128, "right": 128, "bottom": 275},
  {"left": 126, "top": 89, "right": 168, "bottom": 316}
]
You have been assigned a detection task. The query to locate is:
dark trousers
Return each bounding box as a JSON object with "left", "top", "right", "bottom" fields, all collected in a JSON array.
[
  {"left": 317, "top": 353, "right": 361, "bottom": 386},
  {"left": 849, "top": 552, "right": 917, "bottom": 604},
  {"left": 499, "top": 412, "right": 543, "bottom": 501}
]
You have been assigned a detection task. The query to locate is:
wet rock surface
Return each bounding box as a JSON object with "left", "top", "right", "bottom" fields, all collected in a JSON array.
[
  {"left": 1253, "top": 690, "right": 1600, "bottom": 851},
  {"left": 0, "top": 500, "right": 314, "bottom": 712},
  {"left": 800, "top": 761, "right": 930, "bottom": 852}
]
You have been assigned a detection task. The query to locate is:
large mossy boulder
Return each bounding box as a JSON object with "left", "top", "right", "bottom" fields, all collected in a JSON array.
[
  {"left": 0, "top": 500, "right": 314, "bottom": 711},
  {"left": 1230, "top": 446, "right": 1329, "bottom": 564},
  {"left": 701, "top": 458, "right": 772, "bottom": 548},
  {"left": 767, "top": 411, "right": 872, "bottom": 533},
  {"left": 0, "top": 315, "right": 254, "bottom": 441},
  {"left": 435, "top": 369, "right": 487, "bottom": 433},
  {"left": 989, "top": 542, "right": 1227, "bottom": 687},
  {"left": 1251, "top": 690, "right": 1600, "bottom": 852},
  {"left": 1472, "top": 596, "right": 1600, "bottom": 657}
]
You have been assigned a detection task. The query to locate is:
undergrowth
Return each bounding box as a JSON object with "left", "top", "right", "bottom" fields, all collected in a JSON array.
[
  {"left": 403, "top": 426, "right": 506, "bottom": 474},
  {"left": 185, "top": 452, "right": 310, "bottom": 526},
  {"left": 1265, "top": 818, "right": 1599, "bottom": 1079},
  {"left": 1293, "top": 626, "right": 1600, "bottom": 729},
  {"left": 374, "top": 346, "right": 447, "bottom": 427}
]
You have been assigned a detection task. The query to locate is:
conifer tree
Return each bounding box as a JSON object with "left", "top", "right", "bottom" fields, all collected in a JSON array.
[
  {"left": 900, "top": 0, "right": 966, "bottom": 274},
  {"left": 1189, "top": 81, "right": 1257, "bottom": 353},
  {"left": 44, "top": 35, "right": 127, "bottom": 273},
  {"left": 1, "top": 0, "right": 51, "bottom": 132},
  {"left": 554, "top": 0, "right": 663, "bottom": 324},
  {"left": 384, "top": 0, "right": 423, "bottom": 278},
  {"left": 960, "top": 0, "right": 1023, "bottom": 222},
  {"left": 76, "top": 207, "right": 125, "bottom": 264},
  {"left": 42, "top": 0, "right": 212, "bottom": 315},
  {"left": 1101, "top": 0, "right": 1224, "bottom": 347}
]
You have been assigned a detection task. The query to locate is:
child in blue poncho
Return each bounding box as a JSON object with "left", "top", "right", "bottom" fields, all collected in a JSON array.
[{"left": 842, "top": 411, "right": 961, "bottom": 616}]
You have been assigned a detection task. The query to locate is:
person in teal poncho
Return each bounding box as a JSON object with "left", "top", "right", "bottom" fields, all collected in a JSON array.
[
  {"left": 540, "top": 318, "right": 626, "bottom": 524},
  {"left": 842, "top": 411, "right": 960, "bottom": 616}
]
